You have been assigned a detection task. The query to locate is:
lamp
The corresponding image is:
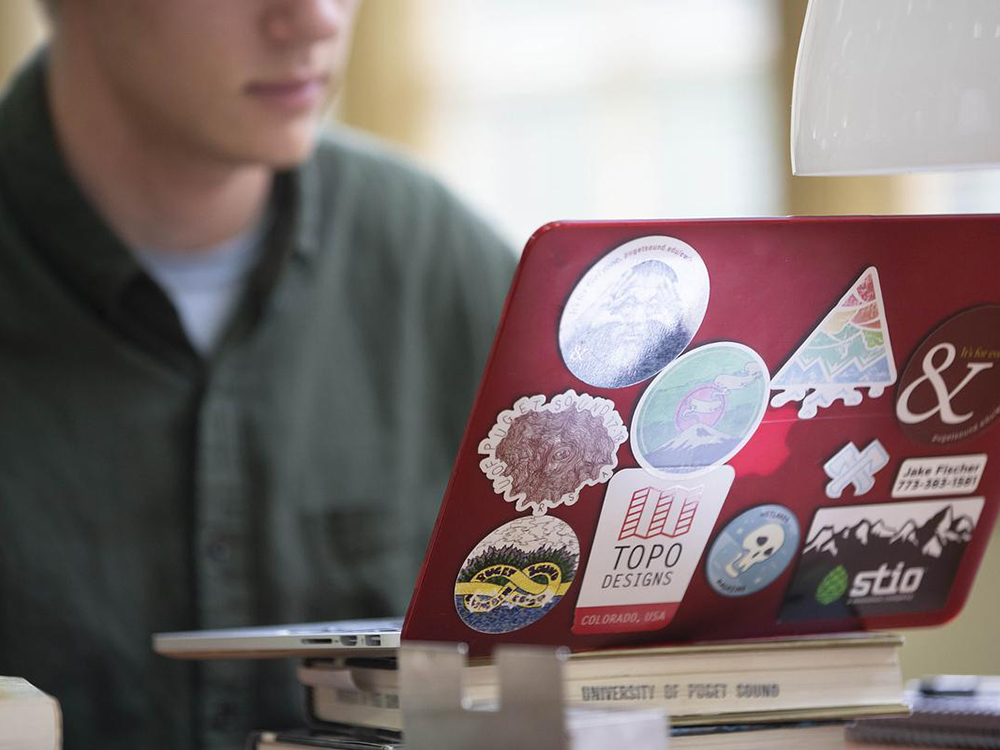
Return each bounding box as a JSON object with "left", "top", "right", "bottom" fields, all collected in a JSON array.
[{"left": 791, "top": 0, "right": 1000, "bottom": 176}]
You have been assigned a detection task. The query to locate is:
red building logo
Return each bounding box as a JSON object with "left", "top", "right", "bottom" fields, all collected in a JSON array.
[{"left": 618, "top": 486, "right": 701, "bottom": 540}]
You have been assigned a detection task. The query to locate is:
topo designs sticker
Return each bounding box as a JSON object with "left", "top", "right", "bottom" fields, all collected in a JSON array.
[
  {"left": 780, "top": 497, "right": 984, "bottom": 621},
  {"left": 631, "top": 343, "right": 770, "bottom": 479},
  {"left": 479, "top": 390, "right": 628, "bottom": 516},
  {"left": 559, "top": 235, "right": 710, "bottom": 389},
  {"left": 895, "top": 305, "right": 1000, "bottom": 446},
  {"left": 573, "top": 466, "right": 735, "bottom": 634},
  {"left": 771, "top": 267, "right": 897, "bottom": 419},
  {"left": 705, "top": 504, "right": 800, "bottom": 597},
  {"left": 454, "top": 515, "right": 580, "bottom": 634}
]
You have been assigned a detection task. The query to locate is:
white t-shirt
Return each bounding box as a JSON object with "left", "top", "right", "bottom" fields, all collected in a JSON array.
[{"left": 133, "top": 216, "right": 269, "bottom": 354}]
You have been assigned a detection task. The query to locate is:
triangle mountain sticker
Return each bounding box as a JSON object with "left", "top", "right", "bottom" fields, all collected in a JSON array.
[{"left": 771, "top": 266, "right": 897, "bottom": 419}]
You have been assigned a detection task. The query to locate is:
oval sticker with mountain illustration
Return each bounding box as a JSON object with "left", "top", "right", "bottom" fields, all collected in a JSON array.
[
  {"left": 631, "top": 342, "right": 770, "bottom": 478},
  {"left": 779, "top": 497, "right": 985, "bottom": 622}
]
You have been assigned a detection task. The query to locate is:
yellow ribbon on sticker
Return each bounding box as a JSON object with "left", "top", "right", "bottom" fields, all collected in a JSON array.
[{"left": 455, "top": 561, "right": 572, "bottom": 613}]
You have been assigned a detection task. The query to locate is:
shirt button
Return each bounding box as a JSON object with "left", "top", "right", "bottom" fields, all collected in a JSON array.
[
  {"left": 210, "top": 701, "right": 238, "bottom": 731},
  {"left": 207, "top": 537, "right": 232, "bottom": 562}
]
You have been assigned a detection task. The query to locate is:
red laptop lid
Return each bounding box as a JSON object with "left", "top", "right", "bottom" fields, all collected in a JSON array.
[{"left": 403, "top": 215, "right": 1000, "bottom": 655}]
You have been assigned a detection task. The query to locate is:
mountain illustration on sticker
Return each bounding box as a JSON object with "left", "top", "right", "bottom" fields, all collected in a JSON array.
[
  {"left": 780, "top": 501, "right": 981, "bottom": 622},
  {"left": 643, "top": 423, "right": 741, "bottom": 474},
  {"left": 771, "top": 267, "right": 897, "bottom": 419},
  {"left": 803, "top": 506, "right": 975, "bottom": 560}
]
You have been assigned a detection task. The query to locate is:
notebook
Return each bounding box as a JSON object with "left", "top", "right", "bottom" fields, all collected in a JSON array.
[
  {"left": 847, "top": 674, "right": 1000, "bottom": 747},
  {"left": 155, "top": 215, "right": 1000, "bottom": 659}
]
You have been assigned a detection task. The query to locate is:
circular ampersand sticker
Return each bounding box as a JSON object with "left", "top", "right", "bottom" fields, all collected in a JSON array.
[{"left": 895, "top": 305, "right": 1000, "bottom": 445}]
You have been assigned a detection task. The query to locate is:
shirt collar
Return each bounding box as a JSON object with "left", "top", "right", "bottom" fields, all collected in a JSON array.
[
  {"left": 289, "top": 152, "right": 323, "bottom": 262},
  {"left": 0, "top": 51, "right": 140, "bottom": 316}
]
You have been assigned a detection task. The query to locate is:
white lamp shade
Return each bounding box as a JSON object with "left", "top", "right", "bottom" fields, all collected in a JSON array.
[{"left": 792, "top": 0, "right": 1000, "bottom": 176}]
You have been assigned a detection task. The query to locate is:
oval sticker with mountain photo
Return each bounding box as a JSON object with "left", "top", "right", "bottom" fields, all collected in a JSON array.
[
  {"left": 779, "top": 497, "right": 985, "bottom": 622},
  {"left": 631, "top": 343, "right": 770, "bottom": 478},
  {"left": 454, "top": 516, "right": 580, "bottom": 634},
  {"left": 558, "top": 235, "right": 710, "bottom": 389}
]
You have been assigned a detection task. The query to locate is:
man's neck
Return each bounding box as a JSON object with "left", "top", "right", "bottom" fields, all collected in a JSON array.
[{"left": 45, "top": 39, "right": 271, "bottom": 253}]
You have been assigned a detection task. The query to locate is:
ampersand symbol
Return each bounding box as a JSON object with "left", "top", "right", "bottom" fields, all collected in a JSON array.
[{"left": 896, "top": 343, "right": 994, "bottom": 425}]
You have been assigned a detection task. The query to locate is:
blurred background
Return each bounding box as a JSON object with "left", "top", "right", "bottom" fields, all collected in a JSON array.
[{"left": 2, "top": 0, "right": 997, "bottom": 679}]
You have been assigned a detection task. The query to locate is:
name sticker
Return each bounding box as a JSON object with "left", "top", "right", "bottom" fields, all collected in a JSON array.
[
  {"left": 892, "top": 455, "right": 987, "bottom": 498},
  {"left": 572, "top": 466, "right": 734, "bottom": 634}
]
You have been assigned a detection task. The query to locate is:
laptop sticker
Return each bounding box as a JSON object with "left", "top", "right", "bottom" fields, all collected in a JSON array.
[
  {"left": 771, "top": 267, "right": 897, "bottom": 419},
  {"left": 631, "top": 342, "right": 770, "bottom": 479},
  {"left": 572, "top": 466, "right": 735, "bottom": 634},
  {"left": 705, "top": 504, "right": 800, "bottom": 597},
  {"left": 779, "top": 497, "right": 984, "bottom": 621},
  {"left": 823, "top": 439, "right": 890, "bottom": 499},
  {"left": 454, "top": 515, "right": 580, "bottom": 634},
  {"left": 478, "top": 389, "right": 628, "bottom": 516},
  {"left": 892, "top": 454, "right": 987, "bottom": 498},
  {"left": 895, "top": 305, "right": 1000, "bottom": 446},
  {"left": 559, "top": 235, "right": 710, "bottom": 389}
]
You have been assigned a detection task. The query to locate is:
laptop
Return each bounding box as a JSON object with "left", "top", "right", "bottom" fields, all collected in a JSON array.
[{"left": 155, "top": 215, "right": 1000, "bottom": 659}]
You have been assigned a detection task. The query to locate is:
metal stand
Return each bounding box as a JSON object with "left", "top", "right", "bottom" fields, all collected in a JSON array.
[{"left": 399, "top": 642, "right": 668, "bottom": 750}]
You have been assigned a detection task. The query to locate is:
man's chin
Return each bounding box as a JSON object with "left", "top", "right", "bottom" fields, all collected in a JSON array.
[
  {"left": 225, "top": 123, "right": 321, "bottom": 169},
  {"left": 258, "top": 132, "right": 320, "bottom": 169}
]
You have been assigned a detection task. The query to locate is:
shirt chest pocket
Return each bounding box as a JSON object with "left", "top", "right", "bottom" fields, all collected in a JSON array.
[{"left": 299, "top": 502, "right": 421, "bottom": 619}]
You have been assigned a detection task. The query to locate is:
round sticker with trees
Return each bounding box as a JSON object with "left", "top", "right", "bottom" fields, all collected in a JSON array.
[{"left": 454, "top": 516, "right": 579, "bottom": 634}]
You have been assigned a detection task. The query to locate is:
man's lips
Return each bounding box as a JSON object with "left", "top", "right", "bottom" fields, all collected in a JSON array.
[{"left": 245, "top": 75, "right": 328, "bottom": 112}]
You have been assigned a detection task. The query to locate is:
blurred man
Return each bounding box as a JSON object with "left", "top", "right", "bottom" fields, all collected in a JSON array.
[{"left": 0, "top": 1, "right": 514, "bottom": 748}]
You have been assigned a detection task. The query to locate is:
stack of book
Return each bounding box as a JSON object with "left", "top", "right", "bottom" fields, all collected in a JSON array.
[{"left": 247, "top": 632, "right": 908, "bottom": 749}]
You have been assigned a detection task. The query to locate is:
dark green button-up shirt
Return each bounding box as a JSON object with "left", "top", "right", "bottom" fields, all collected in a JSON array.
[{"left": 0, "top": 55, "right": 515, "bottom": 749}]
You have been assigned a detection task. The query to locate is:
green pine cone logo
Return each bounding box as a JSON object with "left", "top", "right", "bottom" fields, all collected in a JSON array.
[{"left": 815, "top": 565, "right": 849, "bottom": 605}]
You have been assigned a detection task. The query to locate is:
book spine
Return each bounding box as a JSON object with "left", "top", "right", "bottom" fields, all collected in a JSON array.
[
  {"left": 306, "top": 667, "right": 900, "bottom": 729},
  {"left": 344, "top": 647, "right": 901, "bottom": 691},
  {"left": 562, "top": 669, "right": 896, "bottom": 714},
  {"left": 308, "top": 685, "right": 405, "bottom": 732}
]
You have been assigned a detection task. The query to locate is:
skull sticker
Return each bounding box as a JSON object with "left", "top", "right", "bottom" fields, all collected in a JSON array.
[
  {"left": 724, "top": 523, "right": 786, "bottom": 578},
  {"left": 706, "top": 505, "right": 800, "bottom": 597}
]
